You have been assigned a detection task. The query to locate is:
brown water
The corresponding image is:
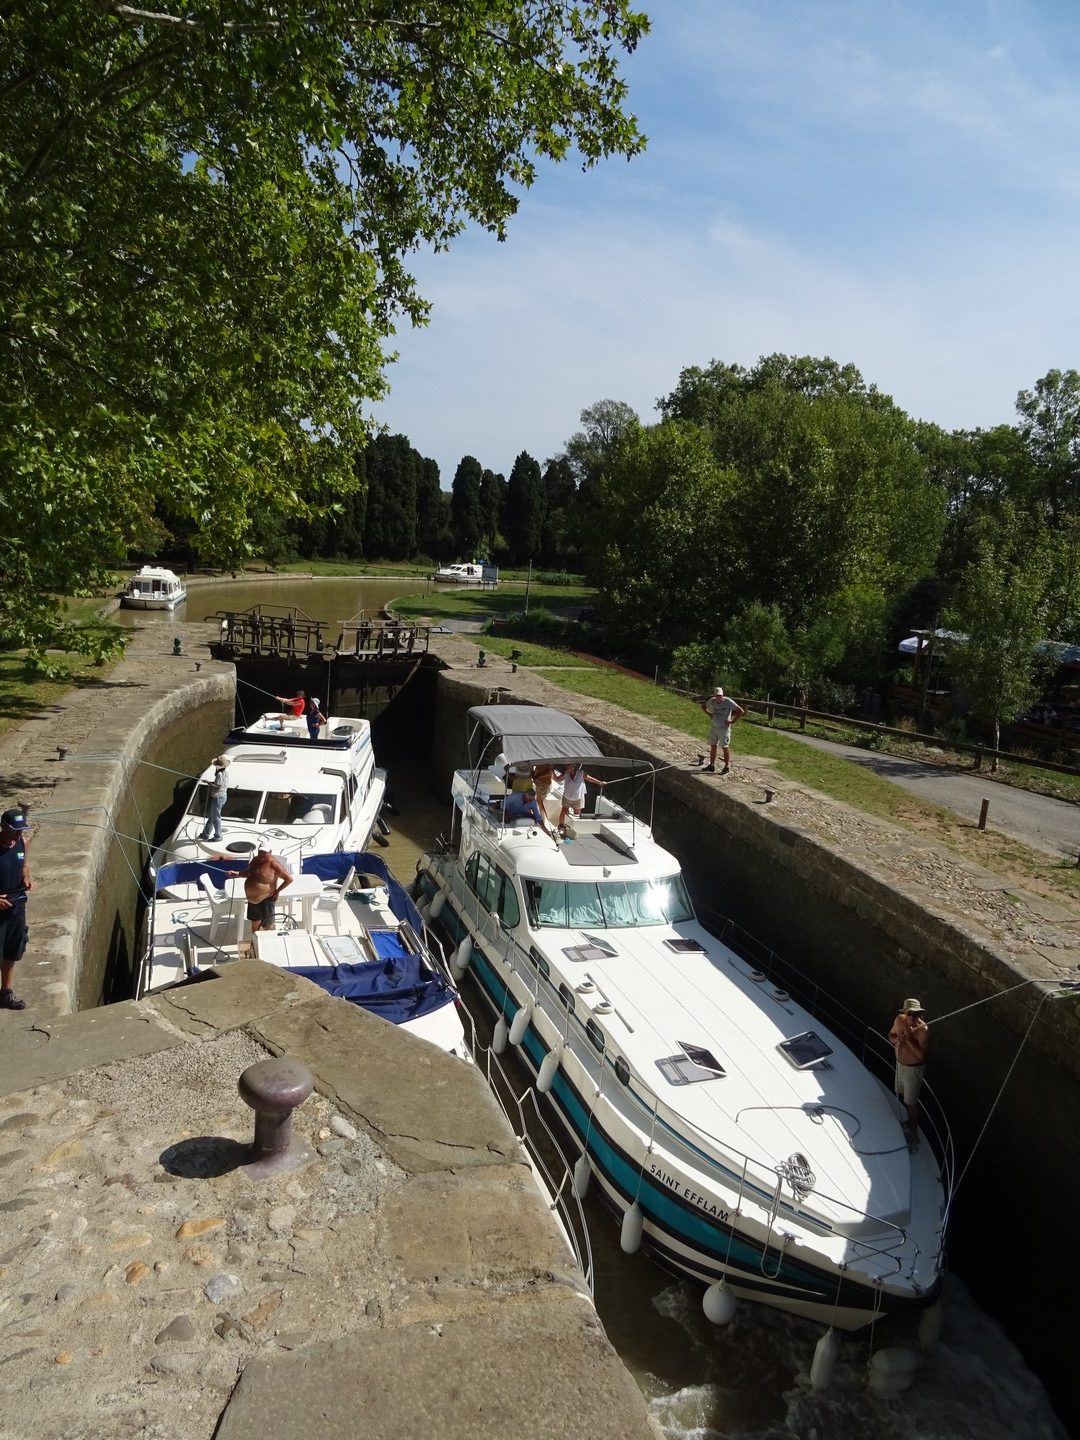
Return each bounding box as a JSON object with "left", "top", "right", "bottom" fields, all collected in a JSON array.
[{"left": 115, "top": 575, "right": 434, "bottom": 629}]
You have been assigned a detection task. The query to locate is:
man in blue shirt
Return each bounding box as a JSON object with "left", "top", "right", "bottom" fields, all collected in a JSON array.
[
  {"left": 501, "top": 787, "right": 553, "bottom": 836},
  {"left": 0, "top": 808, "right": 31, "bottom": 1010}
]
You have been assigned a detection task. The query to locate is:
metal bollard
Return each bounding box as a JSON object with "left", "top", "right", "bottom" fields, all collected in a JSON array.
[
  {"left": 238, "top": 1057, "right": 314, "bottom": 1179},
  {"left": 978, "top": 798, "right": 989, "bottom": 831},
  {"left": 764, "top": 788, "right": 775, "bottom": 803}
]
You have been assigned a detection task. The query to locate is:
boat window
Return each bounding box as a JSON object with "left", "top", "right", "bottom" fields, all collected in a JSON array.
[
  {"left": 499, "top": 879, "right": 520, "bottom": 929},
  {"left": 524, "top": 874, "right": 694, "bottom": 929},
  {"left": 261, "top": 790, "right": 338, "bottom": 826},
  {"left": 220, "top": 788, "right": 262, "bottom": 823},
  {"left": 466, "top": 851, "right": 518, "bottom": 924}
]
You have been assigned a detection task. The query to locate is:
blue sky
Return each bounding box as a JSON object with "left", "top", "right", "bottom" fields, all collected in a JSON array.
[{"left": 373, "top": 1, "right": 1080, "bottom": 487}]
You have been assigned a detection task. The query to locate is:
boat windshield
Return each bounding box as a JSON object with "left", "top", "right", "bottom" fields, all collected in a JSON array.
[
  {"left": 190, "top": 783, "right": 339, "bottom": 826},
  {"left": 524, "top": 875, "right": 693, "bottom": 929}
]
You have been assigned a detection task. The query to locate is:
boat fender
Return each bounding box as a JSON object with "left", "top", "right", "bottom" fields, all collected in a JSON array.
[
  {"left": 702, "top": 1281, "right": 736, "bottom": 1325},
  {"left": 377, "top": 814, "right": 391, "bottom": 836},
  {"left": 536, "top": 1045, "right": 562, "bottom": 1094},
  {"left": 867, "top": 1347, "right": 919, "bottom": 1397},
  {"left": 809, "top": 1327, "right": 838, "bottom": 1390},
  {"left": 372, "top": 830, "right": 390, "bottom": 847},
  {"left": 917, "top": 1300, "right": 943, "bottom": 1349},
  {"left": 492, "top": 1016, "right": 509, "bottom": 1055},
  {"left": 428, "top": 890, "right": 446, "bottom": 921},
  {"left": 451, "top": 937, "right": 473, "bottom": 979},
  {"left": 620, "top": 1201, "right": 644, "bottom": 1254},
  {"left": 572, "top": 1153, "right": 592, "bottom": 1200},
  {"left": 508, "top": 1004, "right": 532, "bottom": 1045}
]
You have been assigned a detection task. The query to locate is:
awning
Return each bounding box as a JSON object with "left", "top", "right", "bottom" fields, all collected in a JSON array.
[{"left": 467, "top": 704, "right": 603, "bottom": 766}]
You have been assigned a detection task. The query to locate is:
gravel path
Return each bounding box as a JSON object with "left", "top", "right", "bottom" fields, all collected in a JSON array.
[{"left": 779, "top": 731, "right": 1079, "bottom": 860}]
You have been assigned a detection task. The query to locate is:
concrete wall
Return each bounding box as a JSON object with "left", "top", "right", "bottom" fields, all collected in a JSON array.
[{"left": 426, "top": 665, "right": 1080, "bottom": 1425}]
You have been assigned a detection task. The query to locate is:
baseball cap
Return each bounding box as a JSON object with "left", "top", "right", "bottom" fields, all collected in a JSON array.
[
  {"left": 901, "top": 998, "right": 924, "bottom": 1013},
  {"left": 0, "top": 809, "right": 30, "bottom": 831}
]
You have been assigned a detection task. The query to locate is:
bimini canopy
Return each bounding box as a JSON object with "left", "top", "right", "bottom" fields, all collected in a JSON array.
[{"left": 467, "top": 705, "right": 603, "bottom": 767}]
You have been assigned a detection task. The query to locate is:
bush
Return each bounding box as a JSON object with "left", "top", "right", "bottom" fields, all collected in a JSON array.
[{"left": 809, "top": 680, "right": 858, "bottom": 715}]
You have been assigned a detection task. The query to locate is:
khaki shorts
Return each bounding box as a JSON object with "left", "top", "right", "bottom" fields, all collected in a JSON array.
[
  {"left": 894, "top": 1062, "right": 925, "bottom": 1105},
  {"left": 710, "top": 722, "right": 732, "bottom": 747}
]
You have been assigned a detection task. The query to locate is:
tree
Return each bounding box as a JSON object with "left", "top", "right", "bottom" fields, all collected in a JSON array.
[
  {"left": 415, "top": 457, "right": 451, "bottom": 561},
  {"left": 562, "top": 400, "right": 639, "bottom": 533},
  {"left": 479, "top": 469, "right": 507, "bottom": 557},
  {"left": 1, "top": 2, "right": 648, "bottom": 658},
  {"left": 505, "top": 451, "right": 545, "bottom": 565},
  {"left": 540, "top": 457, "right": 578, "bottom": 567},
  {"left": 451, "top": 456, "right": 485, "bottom": 559},
  {"left": 941, "top": 504, "right": 1056, "bottom": 764},
  {"left": 1016, "top": 369, "right": 1080, "bottom": 527}
]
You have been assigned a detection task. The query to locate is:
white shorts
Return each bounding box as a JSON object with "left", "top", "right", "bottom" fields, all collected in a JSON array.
[{"left": 710, "top": 722, "right": 732, "bottom": 747}]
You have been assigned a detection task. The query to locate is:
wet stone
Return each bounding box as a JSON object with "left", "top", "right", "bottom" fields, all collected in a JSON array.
[
  {"left": 204, "top": 1273, "right": 242, "bottom": 1304},
  {"left": 155, "top": 1315, "right": 197, "bottom": 1345}
]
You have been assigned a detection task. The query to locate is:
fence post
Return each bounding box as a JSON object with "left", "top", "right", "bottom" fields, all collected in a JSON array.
[
  {"left": 973, "top": 747, "right": 982, "bottom": 771},
  {"left": 978, "top": 798, "right": 989, "bottom": 831},
  {"left": 800, "top": 708, "right": 807, "bottom": 731}
]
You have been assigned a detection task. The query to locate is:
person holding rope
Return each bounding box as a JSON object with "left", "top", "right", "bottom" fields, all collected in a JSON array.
[
  {"left": 888, "top": 998, "right": 930, "bottom": 1145},
  {"left": 274, "top": 690, "right": 306, "bottom": 718},
  {"left": 555, "top": 762, "right": 606, "bottom": 830}
]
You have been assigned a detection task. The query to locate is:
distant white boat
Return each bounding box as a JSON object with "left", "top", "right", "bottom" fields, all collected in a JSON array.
[
  {"left": 433, "top": 561, "right": 496, "bottom": 586},
  {"left": 121, "top": 566, "right": 187, "bottom": 610}
]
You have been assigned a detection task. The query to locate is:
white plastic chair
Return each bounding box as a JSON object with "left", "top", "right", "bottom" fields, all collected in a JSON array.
[
  {"left": 308, "top": 865, "right": 357, "bottom": 932},
  {"left": 198, "top": 872, "right": 235, "bottom": 945}
]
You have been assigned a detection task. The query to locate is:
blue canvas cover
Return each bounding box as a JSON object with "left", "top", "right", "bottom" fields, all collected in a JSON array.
[{"left": 285, "top": 951, "right": 453, "bottom": 1024}]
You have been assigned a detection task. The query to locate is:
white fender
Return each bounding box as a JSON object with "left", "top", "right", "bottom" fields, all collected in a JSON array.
[
  {"left": 809, "top": 1327, "right": 838, "bottom": 1390},
  {"left": 572, "top": 1153, "right": 592, "bottom": 1199},
  {"left": 536, "top": 1045, "right": 562, "bottom": 1094},
  {"left": 428, "top": 890, "right": 446, "bottom": 921},
  {"left": 508, "top": 1004, "right": 532, "bottom": 1045},
  {"left": 702, "top": 1280, "right": 737, "bottom": 1325},
  {"left": 451, "top": 936, "right": 473, "bottom": 979},
  {"left": 491, "top": 1015, "right": 509, "bottom": 1055},
  {"left": 867, "top": 1347, "right": 919, "bottom": 1397},
  {"left": 620, "top": 1201, "right": 644, "bottom": 1254}
]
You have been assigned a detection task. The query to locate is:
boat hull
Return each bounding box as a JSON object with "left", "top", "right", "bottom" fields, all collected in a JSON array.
[
  {"left": 120, "top": 593, "right": 186, "bottom": 610},
  {"left": 420, "top": 870, "right": 941, "bottom": 1331}
]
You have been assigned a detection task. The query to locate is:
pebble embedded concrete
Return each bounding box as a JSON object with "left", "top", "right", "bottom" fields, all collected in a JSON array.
[{"left": 0, "top": 965, "right": 658, "bottom": 1440}]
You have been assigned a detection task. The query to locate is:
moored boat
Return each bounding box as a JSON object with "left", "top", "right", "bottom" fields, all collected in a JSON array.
[
  {"left": 433, "top": 561, "right": 496, "bottom": 585},
  {"left": 415, "top": 703, "right": 953, "bottom": 1330},
  {"left": 150, "top": 711, "right": 386, "bottom": 875},
  {"left": 121, "top": 565, "right": 187, "bottom": 610},
  {"left": 137, "top": 850, "right": 469, "bottom": 1059}
]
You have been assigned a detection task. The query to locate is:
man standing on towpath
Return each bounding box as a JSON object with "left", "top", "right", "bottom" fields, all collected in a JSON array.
[
  {"left": 0, "top": 808, "right": 32, "bottom": 1010},
  {"left": 700, "top": 686, "right": 745, "bottom": 775}
]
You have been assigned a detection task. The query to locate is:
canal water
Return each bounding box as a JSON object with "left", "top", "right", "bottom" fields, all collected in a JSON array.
[{"left": 137, "top": 577, "right": 1067, "bottom": 1440}]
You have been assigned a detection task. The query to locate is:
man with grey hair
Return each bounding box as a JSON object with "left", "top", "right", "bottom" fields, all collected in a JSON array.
[{"left": 700, "top": 685, "right": 745, "bottom": 774}]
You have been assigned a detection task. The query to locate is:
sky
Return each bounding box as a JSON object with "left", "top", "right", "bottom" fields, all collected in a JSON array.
[{"left": 373, "top": 0, "right": 1080, "bottom": 487}]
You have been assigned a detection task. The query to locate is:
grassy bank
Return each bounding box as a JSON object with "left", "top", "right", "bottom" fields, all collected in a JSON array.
[{"left": 390, "top": 583, "right": 593, "bottom": 625}]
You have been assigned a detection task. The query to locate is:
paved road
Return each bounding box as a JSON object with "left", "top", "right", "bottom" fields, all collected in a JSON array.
[{"left": 780, "top": 731, "right": 1079, "bottom": 860}]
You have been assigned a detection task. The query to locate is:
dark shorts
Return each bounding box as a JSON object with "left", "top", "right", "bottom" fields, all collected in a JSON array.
[
  {"left": 0, "top": 907, "right": 28, "bottom": 964},
  {"left": 246, "top": 898, "right": 275, "bottom": 926}
]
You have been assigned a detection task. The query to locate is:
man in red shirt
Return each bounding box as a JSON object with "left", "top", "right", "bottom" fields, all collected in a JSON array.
[
  {"left": 275, "top": 690, "right": 306, "bottom": 718},
  {"left": 888, "top": 998, "right": 930, "bottom": 1144}
]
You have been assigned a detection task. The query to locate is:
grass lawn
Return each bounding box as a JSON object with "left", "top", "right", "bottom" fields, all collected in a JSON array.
[
  {"left": 389, "top": 583, "right": 594, "bottom": 625},
  {"left": 479, "top": 635, "right": 595, "bottom": 668}
]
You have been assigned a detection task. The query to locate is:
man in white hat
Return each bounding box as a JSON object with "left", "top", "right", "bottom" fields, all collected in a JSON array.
[
  {"left": 240, "top": 837, "right": 293, "bottom": 934},
  {"left": 888, "top": 998, "right": 929, "bottom": 1144},
  {"left": 200, "top": 755, "right": 231, "bottom": 842},
  {"left": 700, "top": 685, "right": 745, "bottom": 775}
]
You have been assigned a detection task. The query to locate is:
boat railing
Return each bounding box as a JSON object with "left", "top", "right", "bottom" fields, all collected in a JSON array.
[
  {"left": 426, "top": 845, "right": 945, "bottom": 1277},
  {"left": 696, "top": 904, "right": 956, "bottom": 1209}
]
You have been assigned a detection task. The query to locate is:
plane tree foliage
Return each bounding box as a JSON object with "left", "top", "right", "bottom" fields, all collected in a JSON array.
[{"left": 0, "top": 0, "right": 648, "bottom": 658}]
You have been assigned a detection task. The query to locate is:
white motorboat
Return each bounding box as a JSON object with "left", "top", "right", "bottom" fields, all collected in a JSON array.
[
  {"left": 433, "top": 561, "right": 495, "bottom": 585},
  {"left": 151, "top": 712, "right": 386, "bottom": 876},
  {"left": 137, "top": 850, "right": 469, "bottom": 1059},
  {"left": 121, "top": 565, "right": 187, "bottom": 610},
  {"left": 416, "top": 704, "right": 953, "bottom": 1330}
]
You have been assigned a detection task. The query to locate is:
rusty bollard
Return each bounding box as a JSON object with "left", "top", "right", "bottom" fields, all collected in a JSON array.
[{"left": 238, "top": 1057, "right": 314, "bottom": 1179}]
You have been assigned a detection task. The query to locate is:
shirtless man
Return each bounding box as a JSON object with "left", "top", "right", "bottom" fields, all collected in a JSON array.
[
  {"left": 888, "top": 998, "right": 930, "bottom": 1143},
  {"left": 242, "top": 838, "right": 293, "bottom": 933}
]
